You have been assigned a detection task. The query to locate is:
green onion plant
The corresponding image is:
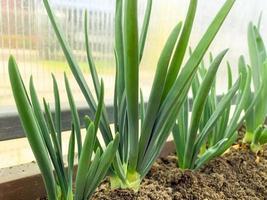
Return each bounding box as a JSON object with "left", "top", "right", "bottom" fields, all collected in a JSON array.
[
  {"left": 8, "top": 56, "right": 119, "bottom": 200},
  {"left": 173, "top": 51, "right": 255, "bottom": 170},
  {"left": 43, "top": 0, "right": 235, "bottom": 190},
  {"left": 243, "top": 20, "right": 267, "bottom": 153}
]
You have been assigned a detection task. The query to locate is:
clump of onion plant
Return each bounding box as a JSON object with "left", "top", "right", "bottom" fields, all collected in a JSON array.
[
  {"left": 43, "top": 0, "right": 236, "bottom": 190},
  {"left": 172, "top": 50, "right": 256, "bottom": 169},
  {"left": 8, "top": 56, "right": 119, "bottom": 200},
  {"left": 243, "top": 20, "right": 267, "bottom": 153}
]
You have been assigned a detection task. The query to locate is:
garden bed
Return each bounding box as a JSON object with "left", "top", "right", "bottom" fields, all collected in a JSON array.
[
  {"left": 1, "top": 140, "right": 267, "bottom": 200},
  {"left": 92, "top": 145, "right": 267, "bottom": 200}
]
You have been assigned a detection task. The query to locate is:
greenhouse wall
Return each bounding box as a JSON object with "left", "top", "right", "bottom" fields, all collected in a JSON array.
[{"left": 0, "top": 0, "right": 266, "bottom": 109}]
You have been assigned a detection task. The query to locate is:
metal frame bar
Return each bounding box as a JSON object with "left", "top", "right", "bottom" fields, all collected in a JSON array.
[
  {"left": 0, "top": 95, "right": 232, "bottom": 141},
  {"left": 0, "top": 105, "right": 115, "bottom": 141}
]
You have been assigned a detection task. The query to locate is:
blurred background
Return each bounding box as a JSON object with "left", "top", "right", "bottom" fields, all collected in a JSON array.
[
  {"left": 0, "top": 0, "right": 266, "bottom": 167},
  {"left": 1, "top": 0, "right": 267, "bottom": 109}
]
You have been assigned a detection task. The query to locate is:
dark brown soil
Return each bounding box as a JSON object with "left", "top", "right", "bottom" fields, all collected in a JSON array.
[{"left": 92, "top": 145, "right": 267, "bottom": 200}]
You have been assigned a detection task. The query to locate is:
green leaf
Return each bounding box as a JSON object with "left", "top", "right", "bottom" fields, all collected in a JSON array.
[
  {"left": 84, "top": 11, "right": 112, "bottom": 136},
  {"left": 140, "top": 89, "right": 145, "bottom": 127},
  {"left": 191, "top": 71, "right": 201, "bottom": 100},
  {"left": 257, "top": 12, "right": 263, "bottom": 30},
  {"left": 155, "top": 0, "right": 235, "bottom": 146},
  {"left": 209, "top": 52, "right": 214, "bottom": 64},
  {"left": 173, "top": 97, "right": 188, "bottom": 168},
  {"left": 84, "top": 10, "right": 101, "bottom": 98},
  {"left": 84, "top": 115, "right": 103, "bottom": 153},
  {"left": 43, "top": 0, "right": 96, "bottom": 110},
  {"left": 30, "top": 77, "right": 67, "bottom": 197},
  {"left": 43, "top": 99, "right": 68, "bottom": 195},
  {"left": 245, "top": 22, "right": 267, "bottom": 140},
  {"left": 114, "top": 50, "right": 119, "bottom": 134},
  {"left": 251, "top": 126, "right": 263, "bottom": 147},
  {"left": 213, "top": 60, "right": 235, "bottom": 145},
  {"left": 227, "top": 62, "right": 233, "bottom": 89},
  {"left": 138, "top": 22, "right": 182, "bottom": 167},
  {"left": 86, "top": 134, "right": 120, "bottom": 199},
  {"left": 214, "top": 131, "right": 238, "bottom": 157},
  {"left": 140, "top": 79, "right": 192, "bottom": 176},
  {"left": 75, "top": 123, "right": 96, "bottom": 200},
  {"left": 124, "top": 0, "right": 139, "bottom": 170},
  {"left": 118, "top": 93, "right": 128, "bottom": 163},
  {"left": 259, "top": 128, "right": 267, "bottom": 145},
  {"left": 193, "top": 78, "right": 240, "bottom": 165},
  {"left": 8, "top": 56, "right": 57, "bottom": 200},
  {"left": 83, "top": 148, "right": 101, "bottom": 199},
  {"left": 215, "top": 63, "right": 233, "bottom": 141},
  {"left": 254, "top": 62, "right": 267, "bottom": 129},
  {"left": 139, "top": 0, "right": 152, "bottom": 62},
  {"left": 67, "top": 125, "right": 75, "bottom": 197},
  {"left": 162, "top": 0, "right": 198, "bottom": 99},
  {"left": 115, "top": 0, "right": 125, "bottom": 104},
  {"left": 183, "top": 49, "right": 228, "bottom": 169},
  {"left": 250, "top": 26, "right": 267, "bottom": 129},
  {"left": 248, "top": 23, "right": 262, "bottom": 89},
  {"left": 43, "top": 0, "right": 113, "bottom": 147},
  {"left": 64, "top": 73, "right": 82, "bottom": 157},
  {"left": 94, "top": 80, "right": 105, "bottom": 133},
  {"left": 195, "top": 138, "right": 228, "bottom": 169},
  {"left": 52, "top": 74, "right": 62, "bottom": 150},
  {"left": 225, "top": 61, "right": 251, "bottom": 138}
]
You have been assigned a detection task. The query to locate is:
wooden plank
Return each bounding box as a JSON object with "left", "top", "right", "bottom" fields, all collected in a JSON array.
[
  {"left": 0, "top": 105, "right": 115, "bottom": 141},
  {"left": 0, "top": 95, "right": 233, "bottom": 141}
]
